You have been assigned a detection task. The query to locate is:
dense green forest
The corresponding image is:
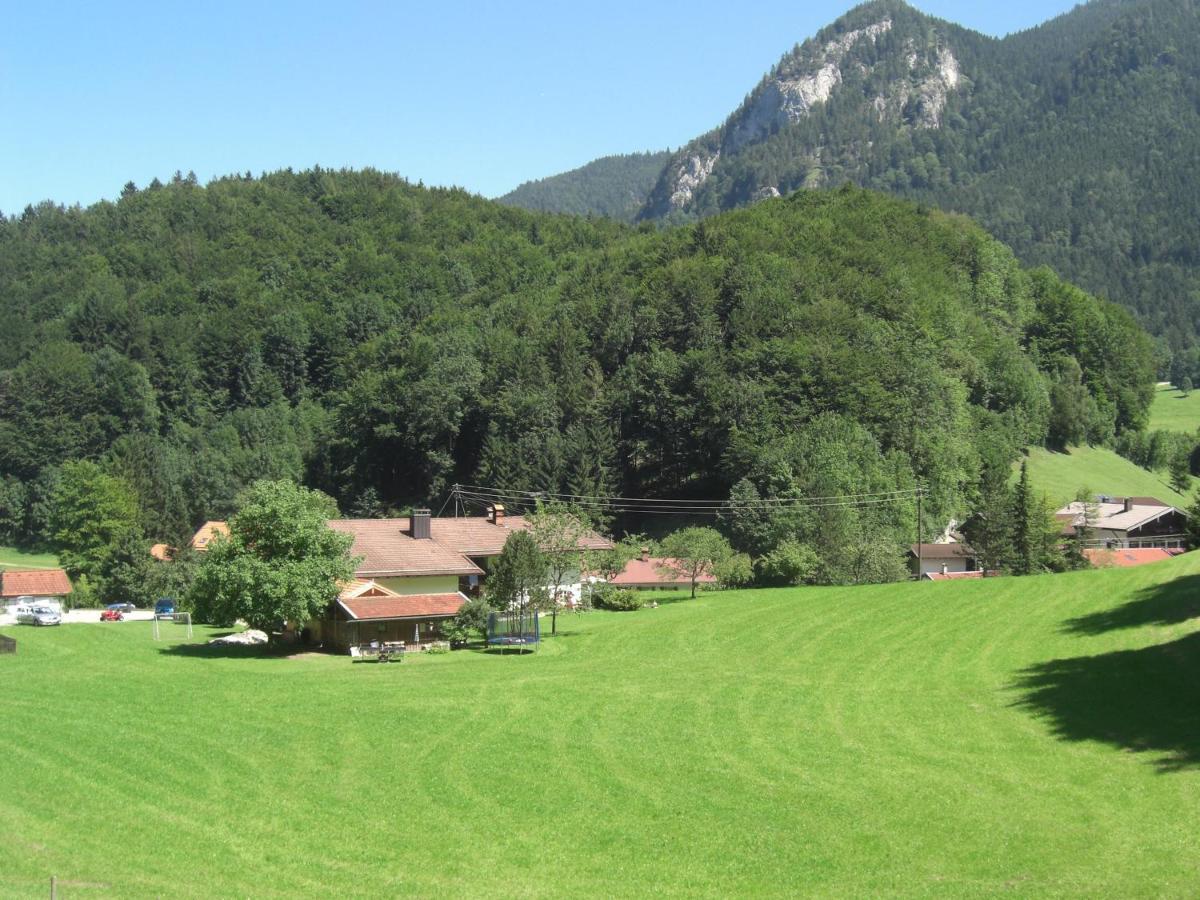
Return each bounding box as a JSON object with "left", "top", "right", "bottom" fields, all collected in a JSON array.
[
  {"left": 498, "top": 151, "right": 671, "bottom": 221},
  {"left": 506, "top": 0, "right": 1200, "bottom": 352},
  {"left": 0, "top": 170, "right": 1154, "bottom": 584}
]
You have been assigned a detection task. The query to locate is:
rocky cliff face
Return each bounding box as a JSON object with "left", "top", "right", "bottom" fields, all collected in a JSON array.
[
  {"left": 639, "top": 3, "right": 969, "bottom": 220},
  {"left": 727, "top": 18, "right": 896, "bottom": 154}
]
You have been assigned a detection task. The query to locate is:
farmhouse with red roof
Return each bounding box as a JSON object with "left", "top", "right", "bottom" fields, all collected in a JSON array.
[{"left": 191, "top": 505, "right": 612, "bottom": 650}]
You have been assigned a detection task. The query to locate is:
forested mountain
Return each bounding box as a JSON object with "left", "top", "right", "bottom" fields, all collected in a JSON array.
[
  {"left": 498, "top": 151, "right": 671, "bottom": 221},
  {"left": 510, "top": 0, "right": 1200, "bottom": 350},
  {"left": 0, "top": 170, "right": 1153, "bottom": 583}
]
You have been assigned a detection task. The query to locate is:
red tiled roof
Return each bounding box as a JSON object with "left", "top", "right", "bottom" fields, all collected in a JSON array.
[
  {"left": 190, "top": 521, "right": 229, "bottom": 550},
  {"left": 1083, "top": 548, "right": 1182, "bottom": 568},
  {"left": 1, "top": 568, "right": 73, "bottom": 598},
  {"left": 610, "top": 557, "right": 717, "bottom": 587},
  {"left": 190, "top": 513, "right": 612, "bottom": 578},
  {"left": 328, "top": 520, "right": 483, "bottom": 578},
  {"left": 339, "top": 592, "right": 468, "bottom": 620},
  {"left": 925, "top": 570, "right": 985, "bottom": 582},
  {"left": 387, "top": 515, "right": 613, "bottom": 556}
]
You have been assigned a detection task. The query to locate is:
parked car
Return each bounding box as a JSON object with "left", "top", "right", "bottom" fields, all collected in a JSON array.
[
  {"left": 154, "top": 598, "right": 176, "bottom": 619},
  {"left": 100, "top": 608, "right": 124, "bottom": 622},
  {"left": 9, "top": 596, "right": 64, "bottom": 616},
  {"left": 106, "top": 601, "right": 136, "bottom": 613},
  {"left": 17, "top": 606, "right": 62, "bottom": 626}
]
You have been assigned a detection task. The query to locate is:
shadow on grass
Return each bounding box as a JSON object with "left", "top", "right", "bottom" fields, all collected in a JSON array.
[
  {"left": 1012, "top": 631, "right": 1200, "bottom": 772},
  {"left": 157, "top": 638, "right": 309, "bottom": 661},
  {"left": 1063, "top": 575, "right": 1200, "bottom": 635}
]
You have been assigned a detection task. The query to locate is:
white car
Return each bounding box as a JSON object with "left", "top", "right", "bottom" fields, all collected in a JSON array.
[
  {"left": 9, "top": 596, "right": 63, "bottom": 616},
  {"left": 17, "top": 605, "right": 62, "bottom": 626}
]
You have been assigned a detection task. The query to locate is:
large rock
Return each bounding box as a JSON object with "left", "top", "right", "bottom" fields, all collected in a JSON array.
[{"left": 208, "top": 629, "right": 269, "bottom": 646}]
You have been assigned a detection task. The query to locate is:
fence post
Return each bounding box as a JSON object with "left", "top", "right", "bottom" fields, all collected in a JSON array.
[{"left": 50, "top": 875, "right": 57, "bottom": 899}]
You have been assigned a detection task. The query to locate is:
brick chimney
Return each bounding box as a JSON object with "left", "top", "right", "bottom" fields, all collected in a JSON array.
[
  {"left": 941, "top": 563, "right": 949, "bottom": 576},
  {"left": 1123, "top": 497, "right": 1133, "bottom": 513},
  {"left": 411, "top": 508, "right": 431, "bottom": 540},
  {"left": 640, "top": 547, "right": 650, "bottom": 562},
  {"left": 488, "top": 504, "right": 505, "bottom": 525}
]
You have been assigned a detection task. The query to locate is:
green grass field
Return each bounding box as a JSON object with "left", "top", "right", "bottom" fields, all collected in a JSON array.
[
  {"left": 1149, "top": 383, "right": 1200, "bottom": 434},
  {"left": 4, "top": 557, "right": 1200, "bottom": 896},
  {"left": 1021, "top": 444, "right": 1189, "bottom": 506},
  {"left": 0, "top": 546, "right": 60, "bottom": 571}
]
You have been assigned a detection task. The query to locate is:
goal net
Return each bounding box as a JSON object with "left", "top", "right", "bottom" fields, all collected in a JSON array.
[{"left": 152, "top": 612, "right": 194, "bottom": 641}]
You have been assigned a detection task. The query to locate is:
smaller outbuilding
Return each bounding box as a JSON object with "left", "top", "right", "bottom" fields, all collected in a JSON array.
[
  {"left": 908, "top": 543, "right": 978, "bottom": 579},
  {"left": 317, "top": 579, "right": 469, "bottom": 652},
  {"left": 1, "top": 568, "right": 73, "bottom": 608},
  {"left": 609, "top": 550, "right": 718, "bottom": 590}
]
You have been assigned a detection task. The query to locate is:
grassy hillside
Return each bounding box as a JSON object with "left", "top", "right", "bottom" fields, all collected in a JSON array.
[
  {"left": 0, "top": 546, "right": 59, "bottom": 571},
  {"left": 1021, "top": 445, "right": 1189, "bottom": 507},
  {"left": 4, "top": 556, "right": 1200, "bottom": 895},
  {"left": 1149, "top": 383, "right": 1200, "bottom": 434}
]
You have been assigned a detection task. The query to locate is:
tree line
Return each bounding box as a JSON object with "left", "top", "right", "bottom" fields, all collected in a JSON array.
[{"left": 0, "top": 171, "right": 1156, "bottom": 595}]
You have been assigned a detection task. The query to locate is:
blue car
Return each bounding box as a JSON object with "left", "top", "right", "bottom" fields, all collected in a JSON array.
[{"left": 154, "top": 598, "right": 176, "bottom": 619}]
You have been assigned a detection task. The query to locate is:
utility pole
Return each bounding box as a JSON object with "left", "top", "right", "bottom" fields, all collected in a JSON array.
[{"left": 916, "top": 487, "right": 924, "bottom": 580}]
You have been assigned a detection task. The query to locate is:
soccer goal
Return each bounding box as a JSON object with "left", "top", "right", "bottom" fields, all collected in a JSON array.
[{"left": 153, "top": 612, "right": 193, "bottom": 640}]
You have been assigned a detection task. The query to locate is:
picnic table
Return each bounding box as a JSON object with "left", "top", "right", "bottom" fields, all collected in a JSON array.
[
  {"left": 352, "top": 640, "right": 406, "bottom": 662},
  {"left": 377, "top": 641, "right": 406, "bottom": 662}
]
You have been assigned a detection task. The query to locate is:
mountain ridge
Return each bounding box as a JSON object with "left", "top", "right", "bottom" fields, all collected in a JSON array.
[{"left": 501, "top": 0, "right": 1200, "bottom": 347}]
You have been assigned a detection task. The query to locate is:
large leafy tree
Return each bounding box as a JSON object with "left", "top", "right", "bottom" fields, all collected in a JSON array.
[
  {"left": 50, "top": 460, "right": 142, "bottom": 580},
  {"left": 188, "top": 480, "right": 357, "bottom": 633},
  {"left": 659, "top": 527, "right": 734, "bottom": 598}
]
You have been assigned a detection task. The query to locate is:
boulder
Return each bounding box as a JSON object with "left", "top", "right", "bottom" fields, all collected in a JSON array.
[{"left": 208, "top": 629, "right": 269, "bottom": 646}]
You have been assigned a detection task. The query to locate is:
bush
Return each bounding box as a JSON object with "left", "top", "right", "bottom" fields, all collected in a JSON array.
[
  {"left": 756, "top": 540, "right": 820, "bottom": 586},
  {"left": 714, "top": 552, "right": 754, "bottom": 588},
  {"left": 594, "top": 587, "right": 643, "bottom": 611},
  {"left": 445, "top": 596, "right": 491, "bottom": 647}
]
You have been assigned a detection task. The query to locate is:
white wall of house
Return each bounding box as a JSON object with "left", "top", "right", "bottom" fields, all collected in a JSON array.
[
  {"left": 546, "top": 567, "right": 585, "bottom": 606},
  {"left": 916, "top": 558, "right": 973, "bottom": 577},
  {"left": 376, "top": 574, "right": 460, "bottom": 595}
]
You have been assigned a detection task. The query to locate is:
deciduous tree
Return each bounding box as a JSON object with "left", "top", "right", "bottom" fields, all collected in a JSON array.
[{"left": 188, "top": 480, "right": 357, "bottom": 634}]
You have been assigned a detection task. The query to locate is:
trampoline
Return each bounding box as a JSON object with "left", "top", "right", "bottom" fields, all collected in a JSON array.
[{"left": 487, "top": 610, "right": 540, "bottom": 652}]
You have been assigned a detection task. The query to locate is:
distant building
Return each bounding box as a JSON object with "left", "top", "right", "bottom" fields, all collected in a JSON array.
[
  {"left": 1057, "top": 496, "right": 1187, "bottom": 550},
  {"left": 1083, "top": 547, "right": 1185, "bottom": 569},
  {"left": 189, "top": 506, "right": 612, "bottom": 648},
  {"left": 908, "top": 543, "right": 978, "bottom": 579},
  {"left": 609, "top": 549, "right": 718, "bottom": 590},
  {"left": 1, "top": 568, "right": 72, "bottom": 608}
]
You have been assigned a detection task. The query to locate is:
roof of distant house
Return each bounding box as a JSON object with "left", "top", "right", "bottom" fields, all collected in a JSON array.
[
  {"left": 190, "top": 521, "right": 229, "bottom": 550},
  {"left": 610, "top": 556, "right": 718, "bottom": 587},
  {"left": 924, "top": 570, "right": 986, "bottom": 582},
  {"left": 328, "top": 520, "right": 485, "bottom": 578},
  {"left": 338, "top": 591, "right": 468, "bottom": 621},
  {"left": 1082, "top": 547, "right": 1184, "bottom": 568},
  {"left": 1, "top": 568, "right": 73, "bottom": 598},
  {"left": 149, "top": 543, "right": 173, "bottom": 562},
  {"left": 384, "top": 515, "right": 614, "bottom": 557},
  {"left": 190, "top": 512, "right": 612, "bottom": 580},
  {"left": 1057, "top": 498, "right": 1185, "bottom": 533},
  {"left": 909, "top": 543, "right": 976, "bottom": 560}
]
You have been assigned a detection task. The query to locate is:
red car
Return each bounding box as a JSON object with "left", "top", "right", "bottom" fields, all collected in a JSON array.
[{"left": 100, "top": 609, "right": 124, "bottom": 622}]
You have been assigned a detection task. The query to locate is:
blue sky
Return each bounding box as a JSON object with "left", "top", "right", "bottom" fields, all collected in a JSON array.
[{"left": 2, "top": 1, "right": 1081, "bottom": 213}]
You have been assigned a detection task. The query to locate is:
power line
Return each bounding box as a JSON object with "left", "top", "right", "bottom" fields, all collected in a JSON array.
[
  {"left": 454, "top": 483, "right": 921, "bottom": 505},
  {"left": 450, "top": 483, "right": 924, "bottom": 518}
]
